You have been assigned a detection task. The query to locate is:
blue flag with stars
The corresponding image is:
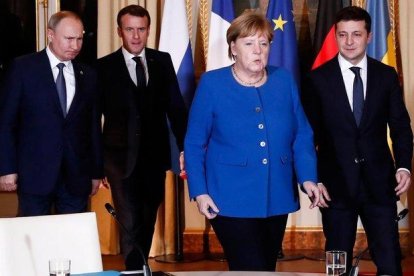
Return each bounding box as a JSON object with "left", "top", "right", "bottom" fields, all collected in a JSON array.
[{"left": 266, "top": 0, "right": 300, "bottom": 84}]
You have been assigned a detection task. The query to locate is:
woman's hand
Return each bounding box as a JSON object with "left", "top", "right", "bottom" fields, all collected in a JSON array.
[
  {"left": 303, "top": 181, "right": 321, "bottom": 209},
  {"left": 195, "top": 194, "right": 219, "bottom": 219},
  {"left": 303, "top": 181, "right": 330, "bottom": 208},
  {"left": 316, "top": 183, "right": 331, "bottom": 208}
]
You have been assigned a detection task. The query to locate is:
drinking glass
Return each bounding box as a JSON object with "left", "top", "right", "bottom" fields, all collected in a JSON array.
[
  {"left": 49, "top": 259, "right": 71, "bottom": 276},
  {"left": 326, "top": 250, "right": 346, "bottom": 276}
]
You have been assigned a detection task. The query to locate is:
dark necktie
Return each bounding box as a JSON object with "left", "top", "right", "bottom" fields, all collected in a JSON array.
[
  {"left": 350, "top": 66, "right": 364, "bottom": 126},
  {"left": 132, "top": 56, "right": 146, "bottom": 88},
  {"left": 56, "top": 63, "right": 67, "bottom": 117}
]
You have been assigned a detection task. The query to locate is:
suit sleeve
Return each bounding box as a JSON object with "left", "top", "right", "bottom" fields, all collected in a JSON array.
[
  {"left": 162, "top": 53, "right": 188, "bottom": 152},
  {"left": 387, "top": 68, "right": 413, "bottom": 171},
  {"left": 301, "top": 74, "right": 323, "bottom": 146},
  {"left": 0, "top": 60, "right": 21, "bottom": 176}
]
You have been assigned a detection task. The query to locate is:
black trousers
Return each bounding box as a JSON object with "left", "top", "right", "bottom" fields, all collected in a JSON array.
[
  {"left": 108, "top": 159, "right": 166, "bottom": 270},
  {"left": 210, "top": 214, "right": 288, "bottom": 271},
  {"left": 321, "top": 200, "right": 402, "bottom": 276}
]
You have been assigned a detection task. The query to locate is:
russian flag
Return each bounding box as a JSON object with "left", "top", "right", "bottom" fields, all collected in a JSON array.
[
  {"left": 206, "top": 0, "right": 235, "bottom": 71},
  {"left": 159, "top": 0, "right": 195, "bottom": 173}
]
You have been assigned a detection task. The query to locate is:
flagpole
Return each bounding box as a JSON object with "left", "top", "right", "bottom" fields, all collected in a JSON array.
[
  {"left": 156, "top": 0, "right": 203, "bottom": 263},
  {"left": 155, "top": 175, "right": 205, "bottom": 263}
]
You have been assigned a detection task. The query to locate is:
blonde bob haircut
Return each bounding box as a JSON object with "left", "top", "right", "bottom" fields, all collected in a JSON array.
[{"left": 226, "top": 11, "right": 273, "bottom": 60}]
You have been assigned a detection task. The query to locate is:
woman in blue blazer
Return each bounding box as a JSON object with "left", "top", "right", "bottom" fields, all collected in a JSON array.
[{"left": 184, "top": 12, "right": 321, "bottom": 271}]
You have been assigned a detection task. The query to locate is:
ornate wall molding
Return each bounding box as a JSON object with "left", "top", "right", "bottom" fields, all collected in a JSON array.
[{"left": 36, "top": 0, "right": 59, "bottom": 51}]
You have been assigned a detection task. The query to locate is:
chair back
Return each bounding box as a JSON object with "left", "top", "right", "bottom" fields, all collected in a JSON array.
[{"left": 0, "top": 212, "right": 103, "bottom": 275}]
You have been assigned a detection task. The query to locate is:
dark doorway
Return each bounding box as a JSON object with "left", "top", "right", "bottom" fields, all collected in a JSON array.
[{"left": 0, "top": 0, "right": 36, "bottom": 81}]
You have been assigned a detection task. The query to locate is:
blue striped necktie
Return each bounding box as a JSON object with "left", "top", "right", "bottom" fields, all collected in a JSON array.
[{"left": 56, "top": 63, "right": 67, "bottom": 117}]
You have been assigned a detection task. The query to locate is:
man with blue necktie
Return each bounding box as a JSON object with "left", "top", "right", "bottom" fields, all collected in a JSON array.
[
  {"left": 0, "top": 11, "right": 103, "bottom": 216},
  {"left": 303, "top": 6, "right": 412, "bottom": 276}
]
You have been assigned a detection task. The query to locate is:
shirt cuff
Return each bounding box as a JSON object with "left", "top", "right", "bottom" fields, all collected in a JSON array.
[{"left": 397, "top": 168, "right": 411, "bottom": 174}]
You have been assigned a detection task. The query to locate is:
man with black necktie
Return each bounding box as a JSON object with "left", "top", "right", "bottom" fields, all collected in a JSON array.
[
  {"left": 0, "top": 11, "right": 103, "bottom": 215},
  {"left": 302, "top": 6, "right": 412, "bottom": 276},
  {"left": 96, "top": 5, "right": 188, "bottom": 270}
]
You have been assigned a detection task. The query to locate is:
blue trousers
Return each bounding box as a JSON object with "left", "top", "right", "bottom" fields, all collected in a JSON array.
[{"left": 18, "top": 182, "right": 88, "bottom": 216}]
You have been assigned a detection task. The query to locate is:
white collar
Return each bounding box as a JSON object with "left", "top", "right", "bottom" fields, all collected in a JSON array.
[
  {"left": 46, "top": 46, "right": 72, "bottom": 69},
  {"left": 121, "top": 47, "right": 146, "bottom": 62},
  {"left": 338, "top": 53, "right": 368, "bottom": 73}
]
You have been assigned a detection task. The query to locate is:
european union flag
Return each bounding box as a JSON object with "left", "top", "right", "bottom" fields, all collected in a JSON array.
[{"left": 266, "top": 0, "right": 300, "bottom": 84}]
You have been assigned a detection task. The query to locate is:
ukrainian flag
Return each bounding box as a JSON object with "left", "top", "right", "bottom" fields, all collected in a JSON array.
[
  {"left": 366, "top": 0, "right": 399, "bottom": 171},
  {"left": 366, "top": 0, "right": 397, "bottom": 69}
]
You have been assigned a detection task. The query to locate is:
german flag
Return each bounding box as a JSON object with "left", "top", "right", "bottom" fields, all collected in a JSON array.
[{"left": 311, "top": 0, "right": 345, "bottom": 69}]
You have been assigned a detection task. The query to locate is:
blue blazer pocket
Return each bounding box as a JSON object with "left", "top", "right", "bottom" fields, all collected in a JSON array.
[
  {"left": 280, "top": 155, "right": 293, "bottom": 165},
  {"left": 217, "top": 153, "right": 248, "bottom": 166}
]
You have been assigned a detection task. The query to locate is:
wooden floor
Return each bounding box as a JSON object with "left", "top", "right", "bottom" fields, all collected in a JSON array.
[{"left": 102, "top": 250, "right": 414, "bottom": 273}]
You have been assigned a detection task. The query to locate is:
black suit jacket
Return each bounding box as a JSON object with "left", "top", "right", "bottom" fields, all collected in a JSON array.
[
  {"left": 0, "top": 50, "right": 103, "bottom": 196},
  {"left": 97, "top": 48, "right": 188, "bottom": 179},
  {"left": 303, "top": 56, "right": 413, "bottom": 207}
]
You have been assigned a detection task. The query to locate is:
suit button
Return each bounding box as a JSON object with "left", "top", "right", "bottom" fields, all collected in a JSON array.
[
  {"left": 260, "top": 141, "right": 266, "bottom": 147},
  {"left": 262, "top": 158, "right": 268, "bottom": 164},
  {"left": 258, "top": 124, "right": 264, "bottom": 129},
  {"left": 255, "top": 107, "right": 261, "bottom": 112}
]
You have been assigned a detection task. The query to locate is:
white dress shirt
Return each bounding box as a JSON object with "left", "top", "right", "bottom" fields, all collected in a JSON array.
[
  {"left": 337, "top": 53, "right": 410, "bottom": 175},
  {"left": 338, "top": 53, "right": 368, "bottom": 111},
  {"left": 121, "top": 47, "right": 149, "bottom": 86},
  {"left": 46, "top": 47, "right": 76, "bottom": 111}
]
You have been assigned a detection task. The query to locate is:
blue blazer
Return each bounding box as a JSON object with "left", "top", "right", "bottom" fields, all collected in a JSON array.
[
  {"left": 185, "top": 66, "right": 317, "bottom": 218},
  {"left": 0, "top": 50, "right": 103, "bottom": 197}
]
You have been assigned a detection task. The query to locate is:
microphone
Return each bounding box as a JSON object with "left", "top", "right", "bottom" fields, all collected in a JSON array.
[
  {"left": 105, "top": 203, "right": 152, "bottom": 276},
  {"left": 105, "top": 203, "right": 116, "bottom": 216},
  {"left": 396, "top": 208, "right": 409, "bottom": 222},
  {"left": 348, "top": 208, "right": 408, "bottom": 276}
]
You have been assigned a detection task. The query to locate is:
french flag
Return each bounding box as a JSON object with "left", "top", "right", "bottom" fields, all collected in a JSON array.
[
  {"left": 159, "top": 0, "right": 195, "bottom": 173},
  {"left": 206, "top": 0, "right": 235, "bottom": 71}
]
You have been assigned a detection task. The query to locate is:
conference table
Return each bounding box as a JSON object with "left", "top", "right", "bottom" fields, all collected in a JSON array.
[
  {"left": 172, "top": 272, "right": 324, "bottom": 276},
  {"left": 74, "top": 271, "right": 325, "bottom": 276}
]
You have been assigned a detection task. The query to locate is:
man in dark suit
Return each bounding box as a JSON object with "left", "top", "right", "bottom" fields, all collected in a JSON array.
[
  {"left": 0, "top": 11, "right": 103, "bottom": 215},
  {"left": 303, "top": 6, "right": 412, "bottom": 275},
  {"left": 96, "top": 5, "right": 188, "bottom": 270}
]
